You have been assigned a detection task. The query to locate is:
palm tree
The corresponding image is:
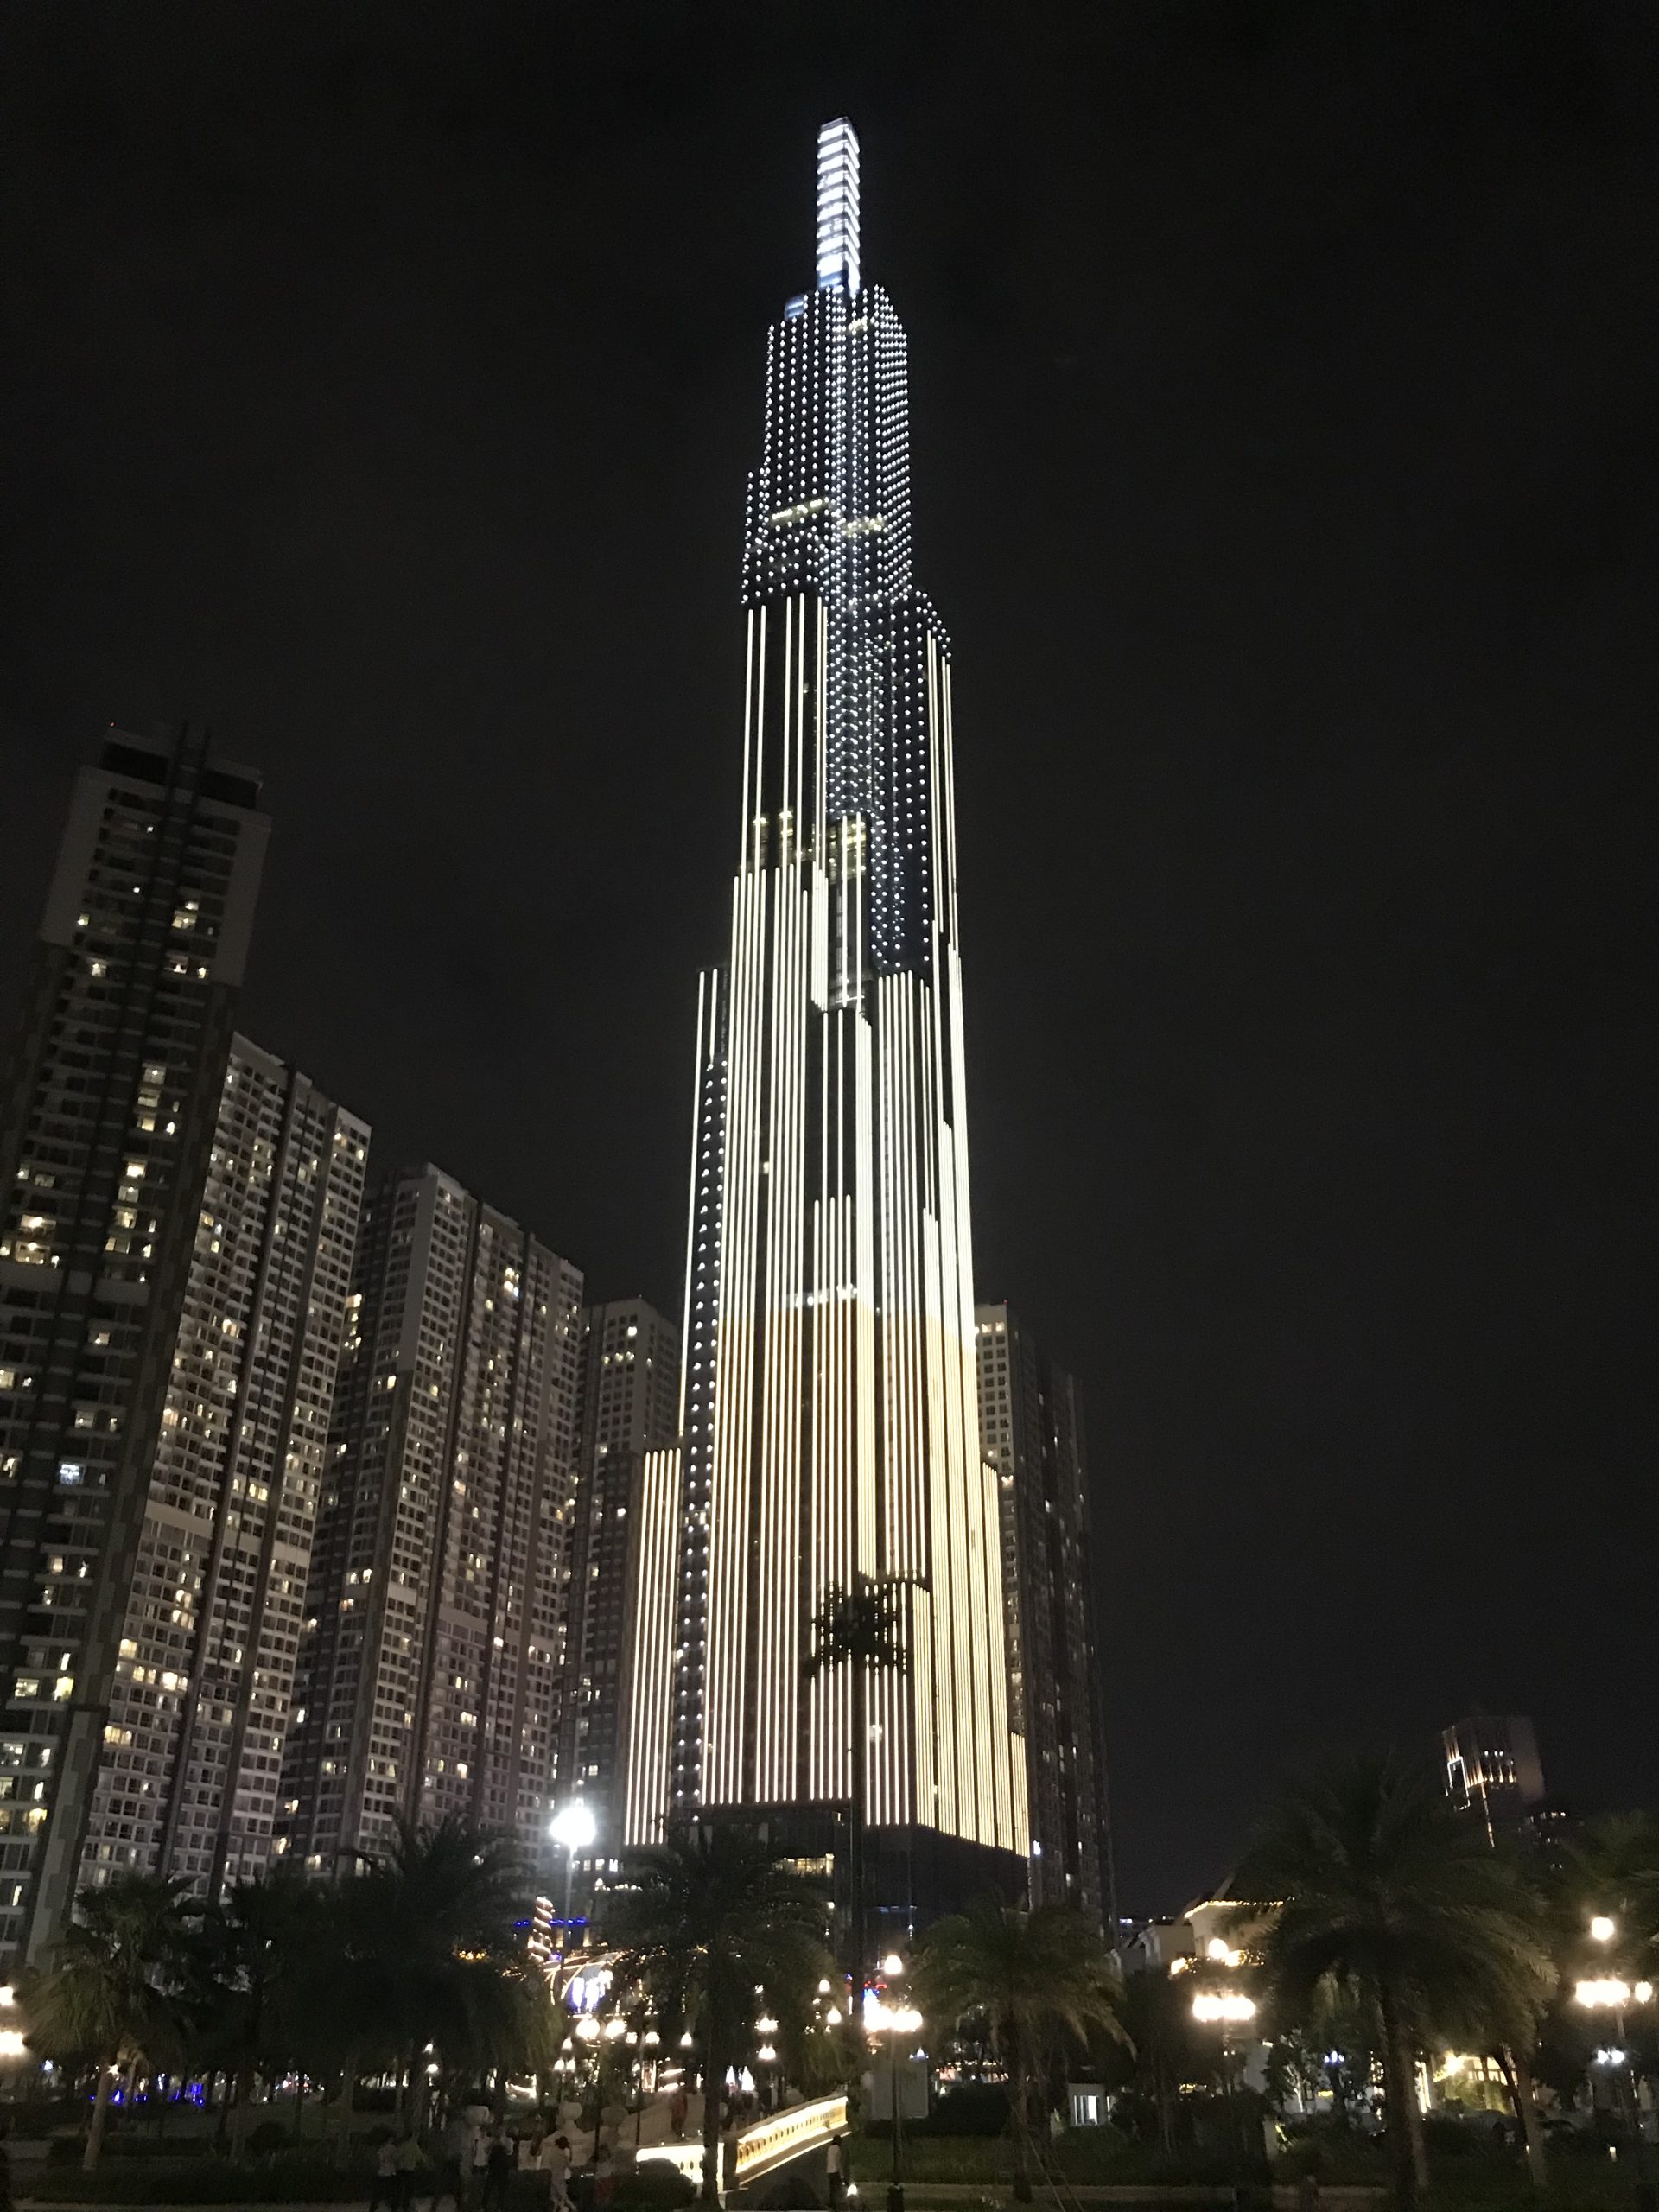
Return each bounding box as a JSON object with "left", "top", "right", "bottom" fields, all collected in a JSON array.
[
  {"left": 1111, "top": 1967, "right": 1208, "bottom": 2155},
  {"left": 19, "top": 1874, "right": 191, "bottom": 2171},
  {"left": 806, "top": 1573, "right": 907, "bottom": 1994},
  {"left": 179, "top": 1867, "right": 327, "bottom": 2157},
  {"left": 607, "top": 1825, "right": 832, "bottom": 2202},
  {"left": 1235, "top": 1755, "right": 1554, "bottom": 2212},
  {"left": 1553, "top": 1810, "right": 1659, "bottom": 1955},
  {"left": 913, "top": 1897, "right": 1128, "bottom": 2202},
  {"left": 327, "top": 1816, "right": 556, "bottom": 2134}
]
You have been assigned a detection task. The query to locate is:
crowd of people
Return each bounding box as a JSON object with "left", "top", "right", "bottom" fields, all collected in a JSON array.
[{"left": 365, "top": 2107, "right": 575, "bottom": 2212}]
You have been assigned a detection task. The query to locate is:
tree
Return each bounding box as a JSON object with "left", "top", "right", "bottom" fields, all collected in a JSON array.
[
  {"left": 1236, "top": 1756, "right": 1554, "bottom": 2212},
  {"left": 179, "top": 1867, "right": 328, "bottom": 2157},
  {"left": 20, "top": 1874, "right": 191, "bottom": 2171},
  {"left": 806, "top": 1573, "right": 908, "bottom": 1997},
  {"left": 327, "top": 1815, "right": 556, "bottom": 2131},
  {"left": 1108, "top": 1968, "right": 1209, "bottom": 2155},
  {"left": 608, "top": 1825, "right": 832, "bottom": 2202},
  {"left": 913, "top": 1898, "right": 1128, "bottom": 2202}
]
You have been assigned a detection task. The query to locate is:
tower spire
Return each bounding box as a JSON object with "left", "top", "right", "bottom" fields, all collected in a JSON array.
[{"left": 815, "top": 116, "right": 860, "bottom": 295}]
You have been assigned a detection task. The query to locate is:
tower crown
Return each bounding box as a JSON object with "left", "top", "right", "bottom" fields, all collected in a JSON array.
[{"left": 815, "top": 117, "right": 860, "bottom": 295}]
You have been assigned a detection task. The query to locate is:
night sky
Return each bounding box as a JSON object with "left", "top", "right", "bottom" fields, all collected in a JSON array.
[{"left": 3, "top": 2, "right": 1655, "bottom": 1914}]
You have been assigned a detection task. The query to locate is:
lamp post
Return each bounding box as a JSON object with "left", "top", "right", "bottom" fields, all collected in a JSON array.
[
  {"left": 1192, "top": 1991, "right": 1257, "bottom": 2212},
  {"left": 549, "top": 1801, "right": 598, "bottom": 1987},
  {"left": 868, "top": 1955, "right": 922, "bottom": 2212},
  {"left": 1576, "top": 1916, "right": 1655, "bottom": 2210}
]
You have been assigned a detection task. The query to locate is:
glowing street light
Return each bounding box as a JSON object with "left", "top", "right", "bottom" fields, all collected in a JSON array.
[
  {"left": 1592, "top": 1916, "right": 1618, "bottom": 1945},
  {"left": 1575, "top": 1963, "right": 1653, "bottom": 2195},
  {"left": 549, "top": 1800, "right": 599, "bottom": 1981},
  {"left": 881, "top": 1952, "right": 905, "bottom": 1977},
  {"left": 1192, "top": 1993, "right": 1258, "bottom": 2024},
  {"left": 1192, "top": 1986, "right": 1258, "bottom": 2211}
]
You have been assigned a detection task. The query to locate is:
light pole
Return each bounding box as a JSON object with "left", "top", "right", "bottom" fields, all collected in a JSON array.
[
  {"left": 1576, "top": 1915, "right": 1655, "bottom": 2210},
  {"left": 868, "top": 1955, "right": 923, "bottom": 2212},
  {"left": 549, "top": 1800, "right": 598, "bottom": 1986},
  {"left": 1192, "top": 1991, "right": 1257, "bottom": 2212}
]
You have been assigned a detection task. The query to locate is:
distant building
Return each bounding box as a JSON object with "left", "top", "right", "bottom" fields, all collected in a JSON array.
[
  {"left": 558, "top": 1297, "right": 680, "bottom": 1856},
  {"left": 81, "top": 1039, "right": 368, "bottom": 1895},
  {"left": 0, "top": 724, "right": 270, "bottom": 1966},
  {"left": 976, "top": 1304, "right": 1111, "bottom": 1923},
  {"left": 278, "top": 1166, "right": 582, "bottom": 1871},
  {"left": 1442, "top": 1713, "right": 1547, "bottom": 1844}
]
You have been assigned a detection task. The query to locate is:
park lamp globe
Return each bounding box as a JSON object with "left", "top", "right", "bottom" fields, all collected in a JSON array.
[{"left": 550, "top": 1801, "right": 598, "bottom": 1852}]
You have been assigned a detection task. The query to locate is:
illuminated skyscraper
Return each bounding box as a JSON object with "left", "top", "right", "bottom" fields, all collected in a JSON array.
[
  {"left": 976, "top": 1305, "right": 1111, "bottom": 1926},
  {"left": 0, "top": 725, "right": 270, "bottom": 1964},
  {"left": 558, "top": 1298, "right": 680, "bottom": 1849},
  {"left": 81, "top": 1039, "right": 368, "bottom": 1896},
  {"left": 277, "top": 1166, "right": 582, "bottom": 1871},
  {"left": 1442, "top": 1713, "right": 1548, "bottom": 1846},
  {"left": 626, "top": 123, "right": 1027, "bottom": 1899}
]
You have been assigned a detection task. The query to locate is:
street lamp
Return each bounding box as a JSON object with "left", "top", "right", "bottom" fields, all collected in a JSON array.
[
  {"left": 1192, "top": 1990, "right": 1258, "bottom": 2212},
  {"left": 549, "top": 1801, "right": 598, "bottom": 1980},
  {"left": 1575, "top": 1946, "right": 1654, "bottom": 2209},
  {"left": 868, "top": 1956, "right": 923, "bottom": 2212}
]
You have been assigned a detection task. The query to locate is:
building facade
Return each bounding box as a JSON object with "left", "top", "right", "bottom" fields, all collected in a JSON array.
[
  {"left": 976, "top": 1304, "right": 1111, "bottom": 1925},
  {"left": 278, "top": 1166, "right": 583, "bottom": 1871},
  {"left": 626, "top": 122, "right": 1027, "bottom": 1897},
  {"left": 0, "top": 725, "right": 270, "bottom": 1964},
  {"left": 79, "top": 1039, "right": 368, "bottom": 1895},
  {"left": 1442, "top": 1713, "right": 1548, "bottom": 1845},
  {"left": 559, "top": 1298, "right": 680, "bottom": 1851}
]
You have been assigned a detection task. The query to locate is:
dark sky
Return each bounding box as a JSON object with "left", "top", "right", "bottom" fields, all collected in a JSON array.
[{"left": 2, "top": 1, "right": 1655, "bottom": 1914}]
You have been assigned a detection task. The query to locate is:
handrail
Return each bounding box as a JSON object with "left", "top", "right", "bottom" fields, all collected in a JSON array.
[{"left": 637, "top": 2090, "right": 849, "bottom": 2191}]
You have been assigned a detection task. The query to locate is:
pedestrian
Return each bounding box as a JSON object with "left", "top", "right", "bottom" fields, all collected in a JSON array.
[
  {"left": 483, "top": 2126, "right": 514, "bottom": 2212},
  {"left": 826, "top": 2133, "right": 846, "bottom": 2209},
  {"left": 398, "top": 2126, "right": 430, "bottom": 2212},
  {"left": 668, "top": 2085, "right": 689, "bottom": 2141},
  {"left": 371, "top": 2136, "right": 402, "bottom": 2212},
  {"left": 468, "top": 2122, "right": 494, "bottom": 2212},
  {"left": 540, "top": 2132, "right": 573, "bottom": 2212}
]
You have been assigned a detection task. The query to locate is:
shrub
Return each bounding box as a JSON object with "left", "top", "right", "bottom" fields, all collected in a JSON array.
[
  {"left": 608, "top": 2166, "right": 696, "bottom": 2212},
  {"left": 27, "top": 2152, "right": 377, "bottom": 2203}
]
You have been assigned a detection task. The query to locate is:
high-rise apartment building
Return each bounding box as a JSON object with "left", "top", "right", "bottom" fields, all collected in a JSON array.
[
  {"left": 278, "top": 1167, "right": 582, "bottom": 1870},
  {"left": 1442, "top": 1713, "right": 1548, "bottom": 1846},
  {"left": 626, "top": 123, "right": 1027, "bottom": 1905},
  {"left": 976, "top": 1305, "right": 1110, "bottom": 1926},
  {"left": 560, "top": 1298, "right": 679, "bottom": 1848},
  {"left": 0, "top": 725, "right": 270, "bottom": 1965},
  {"left": 81, "top": 1039, "right": 368, "bottom": 1896}
]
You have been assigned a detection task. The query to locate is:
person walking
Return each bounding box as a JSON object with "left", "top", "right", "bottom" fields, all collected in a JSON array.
[
  {"left": 826, "top": 2133, "right": 847, "bottom": 2209},
  {"left": 482, "top": 2126, "right": 514, "bottom": 2212},
  {"left": 398, "top": 2127, "right": 430, "bottom": 2212},
  {"left": 371, "top": 2137, "right": 402, "bottom": 2212},
  {"left": 539, "top": 2132, "right": 573, "bottom": 2212},
  {"left": 668, "top": 2085, "right": 689, "bottom": 2142}
]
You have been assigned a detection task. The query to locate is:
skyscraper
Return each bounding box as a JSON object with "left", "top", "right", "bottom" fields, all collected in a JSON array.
[
  {"left": 1442, "top": 1713, "right": 1548, "bottom": 1846},
  {"left": 81, "top": 1039, "right": 368, "bottom": 1895},
  {"left": 976, "top": 1305, "right": 1111, "bottom": 1926},
  {"left": 0, "top": 725, "right": 270, "bottom": 1966},
  {"left": 626, "top": 123, "right": 1027, "bottom": 1902},
  {"left": 278, "top": 1166, "right": 582, "bottom": 1870},
  {"left": 559, "top": 1298, "right": 680, "bottom": 1848}
]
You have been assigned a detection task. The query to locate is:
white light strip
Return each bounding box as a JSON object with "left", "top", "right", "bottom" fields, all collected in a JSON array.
[{"left": 816, "top": 118, "right": 861, "bottom": 296}]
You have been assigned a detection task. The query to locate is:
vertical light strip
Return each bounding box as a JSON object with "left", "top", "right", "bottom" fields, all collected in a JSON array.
[{"left": 624, "top": 1446, "right": 683, "bottom": 1844}]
